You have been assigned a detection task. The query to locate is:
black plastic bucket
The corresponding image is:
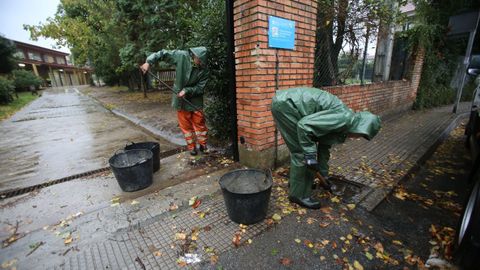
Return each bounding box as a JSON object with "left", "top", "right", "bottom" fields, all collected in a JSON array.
[
  {"left": 219, "top": 169, "right": 273, "bottom": 225},
  {"left": 109, "top": 149, "right": 153, "bottom": 192},
  {"left": 125, "top": 142, "right": 160, "bottom": 172}
]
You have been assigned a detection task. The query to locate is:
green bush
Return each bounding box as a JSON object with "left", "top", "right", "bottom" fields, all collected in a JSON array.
[
  {"left": 0, "top": 76, "right": 15, "bottom": 104},
  {"left": 12, "top": 69, "right": 42, "bottom": 91}
]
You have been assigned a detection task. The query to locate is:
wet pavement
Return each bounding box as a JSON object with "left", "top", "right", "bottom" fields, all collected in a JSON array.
[
  {"left": 0, "top": 87, "right": 178, "bottom": 192},
  {"left": 203, "top": 121, "right": 471, "bottom": 270},
  {"left": 0, "top": 85, "right": 474, "bottom": 269}
]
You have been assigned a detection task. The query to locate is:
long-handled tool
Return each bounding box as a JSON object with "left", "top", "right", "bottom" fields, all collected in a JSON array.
[
  {"left": 315, "top": 171, "right": 333, "bottom": 191},
  {"left": 143, "top": 69, "right": 205, "bottom": 114}
]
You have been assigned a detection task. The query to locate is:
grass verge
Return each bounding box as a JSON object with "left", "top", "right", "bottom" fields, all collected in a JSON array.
[{"left": 0, "top": 92, "right": 39, "bottom": 120}]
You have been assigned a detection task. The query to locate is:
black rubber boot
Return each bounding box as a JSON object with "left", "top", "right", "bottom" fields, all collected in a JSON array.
[
  {"left": 190, "top": 149, "right": 198, "bottom": 156},
  {"left": 288, "top": 196, "right": 321, "bottom": 209}
]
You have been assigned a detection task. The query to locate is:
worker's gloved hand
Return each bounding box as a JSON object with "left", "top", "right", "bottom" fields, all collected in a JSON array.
[{"left": 304, "top": 153, "right": 318, "bottom": 170}]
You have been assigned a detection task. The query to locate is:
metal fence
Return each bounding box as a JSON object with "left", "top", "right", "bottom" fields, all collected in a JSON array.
[
  {"left": 313, "top": 0, "right": 412, "bottom": 88},
  {"left": 149, "top": 68, "right": 175, "bottom": 91}
]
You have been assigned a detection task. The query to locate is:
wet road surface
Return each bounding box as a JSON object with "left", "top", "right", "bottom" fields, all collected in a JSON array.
[{"left": 0, "top": 88, "right": 178, "bottom": 192}]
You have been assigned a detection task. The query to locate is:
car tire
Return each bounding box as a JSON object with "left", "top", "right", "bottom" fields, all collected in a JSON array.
[{"left": 455, "top": 180, "right": 480, "bottom": 270}]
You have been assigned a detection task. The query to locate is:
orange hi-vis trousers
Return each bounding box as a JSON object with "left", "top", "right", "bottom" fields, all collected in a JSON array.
[{"left": 177, "top": 110, "right": 208, "bottom": 150}]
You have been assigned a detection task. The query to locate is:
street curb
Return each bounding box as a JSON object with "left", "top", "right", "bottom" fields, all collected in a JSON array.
[
  {"left": 359, "top": 112, "right": 469, "bottom": 212},
  {"left": 111, "top": 108, "right": 185, "bottom": 146},
  {"left": 76, "top": 88, "right": 186, "bottom": 146}
]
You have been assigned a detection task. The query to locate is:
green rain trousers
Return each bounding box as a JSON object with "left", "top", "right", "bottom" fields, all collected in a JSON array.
[{"left": 271, "top": 87, "right": 381, "bottom": 198}]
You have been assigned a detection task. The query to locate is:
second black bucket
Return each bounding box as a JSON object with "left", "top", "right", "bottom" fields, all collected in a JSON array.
[
  {"left": 219, "top": 169, "right": 273, "bottom": 225},
  {"left": 109, "top": 149, "right": 153, "bottom": 192},
  {"left": 125, "top": 141, "right": 160, "bottom": 172}
]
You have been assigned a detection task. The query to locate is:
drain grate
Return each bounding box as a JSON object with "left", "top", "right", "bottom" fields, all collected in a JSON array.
[
  {"left": 0, "top": 167, "right": 111, "bottom": 201},
  {"left": 0, "top": 147, "right": 186, "bottom": 201}
]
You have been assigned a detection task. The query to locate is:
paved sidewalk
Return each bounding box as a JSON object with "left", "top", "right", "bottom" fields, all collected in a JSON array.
[{"left": 41, "top": 97, "right": 469, "bottom": 269}]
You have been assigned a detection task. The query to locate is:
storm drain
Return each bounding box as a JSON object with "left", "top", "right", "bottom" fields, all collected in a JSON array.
[
  {"left": 0, "top": 167, "right": 111, "bottom": 200},
  {"left": 0, "top": 147, "right": 185, "bottom": 201}
]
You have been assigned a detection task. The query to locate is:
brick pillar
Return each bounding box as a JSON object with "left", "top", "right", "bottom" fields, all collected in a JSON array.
[
  {"left": 408, "top": 47, "right": 425, "bottom": 100},
  {"left": 233, "top": 0, "right": 318, "bottom": 168}
]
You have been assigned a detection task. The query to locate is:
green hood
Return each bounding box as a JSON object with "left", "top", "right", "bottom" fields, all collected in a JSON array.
[
  {"left": 347, "top": 111, "right": 381, "bottom": 140},
  {"left": 189, "top": 47, "right": 207, "bottom": 66}
]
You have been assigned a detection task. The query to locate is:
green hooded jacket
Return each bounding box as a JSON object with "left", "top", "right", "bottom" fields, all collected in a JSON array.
[
  {"left": 272, "top": 87, "right": 381, "bottom": 184},
  {"left": 272, "top": 87, "right": 381, "bottom": 153},
  {"left": 146, "top": 47, "right": 209, "bottom": 111}
]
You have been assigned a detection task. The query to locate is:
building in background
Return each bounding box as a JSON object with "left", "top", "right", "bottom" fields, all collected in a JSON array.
[{"left": 11, "top": 39, "right": 92, "bottom": 87}]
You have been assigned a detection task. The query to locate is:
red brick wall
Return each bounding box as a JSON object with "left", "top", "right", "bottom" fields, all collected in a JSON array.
[
  {"left": 324, "top": 48, "right": 425, "bottom": 115},
  {"left": 234, "top": 0, "right": 318, "bottom": 151}
]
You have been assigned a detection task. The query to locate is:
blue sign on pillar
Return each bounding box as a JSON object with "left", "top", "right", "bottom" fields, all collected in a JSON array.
[{"left": 268, "top": 16, "right": 295, "bottom": 50}]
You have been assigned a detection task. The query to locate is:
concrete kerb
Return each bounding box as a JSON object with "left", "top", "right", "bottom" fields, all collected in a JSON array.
[
  {"left": 359, "top": 112, "right": 469, "bottom": 212},
  {"left": 76, "top": 87, "right": 186, "bottom": 147}
]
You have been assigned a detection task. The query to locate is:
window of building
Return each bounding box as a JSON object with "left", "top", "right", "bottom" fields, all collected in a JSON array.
[
  {"left": 45, "top": 55, "right": 55, "bottom": 63},
  {"left": 56, "top": 56, "right": 66, "bottom": 65},
  {"left": 27, "top": 51, "right": 42, "bottom": 61},
  {"left": 14, "top": 50, "right": 25, "bottom": 59}
]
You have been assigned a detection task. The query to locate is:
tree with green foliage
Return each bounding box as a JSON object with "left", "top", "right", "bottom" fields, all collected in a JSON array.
[
  {"left": 12, "top": 70, "right": 43, "bottom": 91},
  {"left": 0, "top": 77, "right": 15, "bottom": 104},
  {"left": 0, "top": 36, "right": 17, "bottom": 75},
  {"left": 405, "top": 0, "right": 480, "bottom": 109},
  {"left": 314, "top": 0, "right": 400, "bottom": 87}
]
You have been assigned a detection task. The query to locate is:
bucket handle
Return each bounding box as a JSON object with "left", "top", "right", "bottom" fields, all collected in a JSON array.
[
  {"left": 115, "top": 149, "right": 126, "bottom": 156},
  {"left": 132, "top": 159, "right": 147, "bottom": 166},
  {"left": 125, "top": 141, "right": 136, "bottom": 148},
  {"left": 264, "top": 168, "right": 272, "bottom": 184}
]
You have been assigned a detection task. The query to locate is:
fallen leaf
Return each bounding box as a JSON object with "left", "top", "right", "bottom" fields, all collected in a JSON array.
[
  {"left": 175, "top": 233, "right": 187, "bottom": 240},
  {"left": 297, "top": 209, "right": 307, "bottom": 215},
  {"left": 1, "top": 259, "right": 17, "bottom": 268},
  {"left": 188, "top": 196, "right": 197, "bottom": 206},
  {"left": 365, "top": 252, "right": 373, "bottom": 260},
  {"left": 374, "top": 242, "right": 384, "bottom": 253},
  {"left": 265, "top": 219, "right": 274, "bottom": 226},
  {"left": 320, "top": 207, "right": 332, "bottom": 214},
  {"left": 383, "top": 230, "right": 396, "bottom": 237},
  {"left": 353, "top": 260, "right": 364, "bottom": 270},
  {"left": 306, "top": 217, "right": 316, "bottom": 224},
  {"left": 294, "top": 239, "right": 302, "bottom": 244},
  {"left": 210, "top": 254, "right": 219, "bottom": 265},
  {"left": 347, "top": 204, "right": 356, "bottom": 210},
  {"left": 392, "top": 240, "right": 403, "bottom": 246},
  {"left": 64, "top": 236, "right": 73, "bottom": 245},
  {"left": 272, "top": 214, "right": 282, "bottom": 222},
  {"left": 271, "top": 248, "right": 279, "bottom": 255},
  {"left": 169, "top": 202, "right": 179, "bottom": 211},
  {"left": 232, "top": 233, "right": 241, "bottom": 247},
  {"left": 319, "top": 222, "right": 330, "bottom": 228},
  {"left": 130, "top": 200, "right": 139, "bottom": 205},
  {"left": 331, "top": 196, "right": 340, "bottom": 203},
  {"left": 279, "top": 257, "right": 292, "bottom": 266},
  {"left": 192, "top": 200, "right": 202, "bottom": 209},
  {"left": 153, "top": 251, "right": 162, "bottom": 256}
]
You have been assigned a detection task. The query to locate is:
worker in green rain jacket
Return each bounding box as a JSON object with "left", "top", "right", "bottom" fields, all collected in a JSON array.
[
  {"left": 140, "top": 47, "right": 209, "bottom": 155},
  {"left": 271, "top": 87, "right": 381, "bottom": 209}
]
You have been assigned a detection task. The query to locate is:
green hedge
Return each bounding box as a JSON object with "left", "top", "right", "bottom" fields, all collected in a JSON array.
[
  {"left": 0, "top": 77, "right": 15, "bottom": 104},
  {"left": 12, "top": 70, "right": 43, "bottom": 91}
]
